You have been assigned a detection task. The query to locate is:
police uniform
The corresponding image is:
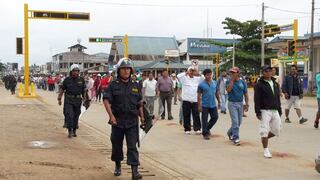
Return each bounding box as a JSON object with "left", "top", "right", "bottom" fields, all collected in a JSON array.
[
  {"left": 61, "top": 76, "right": 86, "bottom": 133},
  {"left": 103, "top": 78, "right": 142, "bottom": 166}
]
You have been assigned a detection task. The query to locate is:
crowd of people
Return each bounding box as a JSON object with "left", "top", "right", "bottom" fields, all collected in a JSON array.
[
  {"left": 2, "top": 58, "right": 320, "bottom": 178},
  {"left": 139, "top": 64, "right": 320, "bottom": 159}
]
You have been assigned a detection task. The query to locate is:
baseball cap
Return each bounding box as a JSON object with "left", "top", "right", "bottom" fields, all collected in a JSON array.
[
  {"left": 229, "top": 67, "right": 240, "bottom": 73},
  {"left": 261, "top": 65, "right": 272, "bottom": 72}
]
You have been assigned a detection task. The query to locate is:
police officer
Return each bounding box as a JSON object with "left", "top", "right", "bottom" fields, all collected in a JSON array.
[
  {"left": 57, "top": 64, "right": 87, "bottom": 138},
  {"left": 8, "top": 74, "right": 17, "bottom": 95},
  {"left": 103, "top": 58, "right": 145, "bottom": 180}
]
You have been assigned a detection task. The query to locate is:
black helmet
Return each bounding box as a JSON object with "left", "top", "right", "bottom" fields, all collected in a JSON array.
[
  {"left": 116, "top": 58, "right": 133, "bottom": 75},
  {"left": 118, "top": 58, "right": 132, "bottom": 68}
]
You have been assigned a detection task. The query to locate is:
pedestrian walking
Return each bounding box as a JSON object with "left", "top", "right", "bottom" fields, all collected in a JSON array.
[
  {"left": 142, "top": 73, "right": 157, "bottom": 115},
  {"left": 314, "top": 72, "right": 320, "bottom": 128},
  {"left": 197, "top": 69, "right": 220, "bottom": 140},
  {"left": 177, "top": 67, "right": 203, "bottom": 135},
  {"left": 8, "top": 75, "right": 17, "bottom": 95},
  {"left": 171, "top": 73, "right": 179, "bottom": 105},
  {"left": 156, "top": 69, "right": 174, "bottom": 120},
  {"left": 103, "top": 58, "right": 144, "bottom": 180},
  {"left": 226, "top": 67, "right": 249, "bottom": 146},
  {"left": 254, "top": 65, "right": 282, "bottom": 158},
  {"left": 282, "top": 64, "right": 307, "bottom": 124},
  {"left": 217, "top": 69, "right": 229, "bottom": 114},
  {"left": 57, "top": 64, "right": 87, "bottom": 138},
  {"left": 94, "top": 74, "right": 102, "bottom": 102}
]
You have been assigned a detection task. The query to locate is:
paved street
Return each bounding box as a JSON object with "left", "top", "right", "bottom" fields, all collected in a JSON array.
[{"left": 1, "top": 85, "right": 320, "bottom": 179}]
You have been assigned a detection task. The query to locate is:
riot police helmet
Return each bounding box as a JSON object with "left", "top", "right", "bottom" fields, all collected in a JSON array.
[{"left": 70, "top": 64, "right": 80, "bottom": 71}]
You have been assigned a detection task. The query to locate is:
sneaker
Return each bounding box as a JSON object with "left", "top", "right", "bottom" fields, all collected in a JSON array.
[
  {"left": 161, "top": 116, "right": 165, "bottom": 120},
  {"left": 299, "top": 117, "right": 308, "bottom": 124},
  {"left": 314, "top": 121, "right": 319, "bottom": 129},
  {"left": 233, "top": 139, "right": 240, "bottom": 146},
  {"left": 285, "top": 117, "right": 292, "bottom": 123},
  {"left": 195, "top": 130, "right": 202, "bottom": 135},
  {"left": 263, "top": 149, "right": 272, "bottom": 158},
  {"left": 168, "top": 116, "right": 174, "bottom": 120},
  {"left": 185, "top": 131, "right": 191, "bottom": 135}
]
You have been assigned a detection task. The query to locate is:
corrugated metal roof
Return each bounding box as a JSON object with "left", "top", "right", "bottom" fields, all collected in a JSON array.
[
  {"left": 113, "top": 36, "right": 179, "bottom": 55},
  {"left": 268, "top": 36, "right": 308, "bottom": 44},
  {"left": 180, "top": 38, "right": 236, "bottom": 55},
  {"left": 140, "top": 60, "right": 188, "bottom": 70}
]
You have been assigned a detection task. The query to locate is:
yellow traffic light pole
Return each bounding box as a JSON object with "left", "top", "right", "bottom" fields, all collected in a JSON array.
[
  {"left": 293, "top": 19, "right": 298, "bottom": 65},
  {"left": 24, "top": 4, "right": 30, "bottom": 96},
  {"left": 21, "top": 4, "right": 89, "bottom": 98},
  {"left": 123, "top": 34, "right": 129, "bottom": 58}
]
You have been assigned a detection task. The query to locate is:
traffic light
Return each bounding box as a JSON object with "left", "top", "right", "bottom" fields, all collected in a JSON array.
[
  {"left": 16, "top": 38, "right": 23, "bottom": 55},
  {"left": 287, "top": 40, "right": 295, "bottom": 56},
  {"left": 164, "top": 59, "right": 169, "bottom": 65}
]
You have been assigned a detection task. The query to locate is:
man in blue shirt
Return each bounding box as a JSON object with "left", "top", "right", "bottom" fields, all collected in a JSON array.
[
  {"left": 198, "top": 69, "right": 221, "bottom": 140},
  {"left": 226, "top": 67, "right": 249, "bottom": 146}
]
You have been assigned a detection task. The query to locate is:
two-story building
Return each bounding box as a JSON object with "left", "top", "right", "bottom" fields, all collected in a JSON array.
[{"left": 52, "top": 44, "right": 108, "bottom": 74}]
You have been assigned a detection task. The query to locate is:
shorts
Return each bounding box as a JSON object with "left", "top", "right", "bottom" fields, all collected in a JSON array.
[
  {"left": 286, "top": 96, "right": 301, "bottom": 109},
  {"left": 259, "top": 110, "right": 282, "bottom": 137},
  {"left": 318, "top": 98, "right": 320, "bottom": 113}
]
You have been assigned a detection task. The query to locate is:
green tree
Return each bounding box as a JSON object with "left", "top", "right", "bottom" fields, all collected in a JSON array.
[{"left": 217, "top": 17, "right": 277, "bottom": 75}]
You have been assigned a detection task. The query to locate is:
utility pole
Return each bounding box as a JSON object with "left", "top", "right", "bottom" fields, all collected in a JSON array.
[
  {"left": 261, "top": 2, "right": 265, "bottom": 67},
  {"left": 308, "top": 0, "right": 315, "bottom": 93},
  {"left": 233, "top": 35, "right": 235, "bottom": 67}
]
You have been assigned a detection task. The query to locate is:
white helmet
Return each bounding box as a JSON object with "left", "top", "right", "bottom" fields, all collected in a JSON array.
[{"left": 70, "top": 64, "right": 80, "bottom": 71}]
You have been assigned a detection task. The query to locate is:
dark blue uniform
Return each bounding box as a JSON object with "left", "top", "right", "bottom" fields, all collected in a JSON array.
[
  {"left": 61, "top": 76, "right": 86, "bottom": 130},
  {"left": 103, "top": 78, "right": 142, "bottom": 166}
]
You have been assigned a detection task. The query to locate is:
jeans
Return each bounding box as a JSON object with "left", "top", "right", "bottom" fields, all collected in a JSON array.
[
  {"left": 201, "top": 107, "right": 219, "bottom": 136},
  {"left": 220, "top": 93, "right": 228, "bottom": 112},
  {"left": 227, "top": 102, "right": 243, "bottom": 140},
  {"left": 183, "top": 101, "right": 201, "bottom": 131}
]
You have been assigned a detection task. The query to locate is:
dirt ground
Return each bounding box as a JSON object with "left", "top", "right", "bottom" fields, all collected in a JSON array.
[{"left": 0, "top": 87, "right": 116, "bottom": 180}]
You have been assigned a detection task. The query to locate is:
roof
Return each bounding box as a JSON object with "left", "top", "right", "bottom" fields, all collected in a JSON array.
[
  {"left": 112, "top": 36, "right": 179, "bottom": 55},
  {"left": 179, "top": 38, "right": 236, "bottom": 55},
  {"left": 140, "top": 60, "right": 188, "bottom": 70},
  {"left": 268, "top": 36, "right": 308, "bottom": 44},
  {"left": 304, "top": 32, "right": 320, "bottom": 38},
  {"left": 68, "top": 43, "right": 87, "bottom": 49}
]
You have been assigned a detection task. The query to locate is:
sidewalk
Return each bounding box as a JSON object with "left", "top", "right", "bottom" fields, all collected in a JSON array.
[{"left": 0, "top": 86, "right": 116, "bottom": 180}]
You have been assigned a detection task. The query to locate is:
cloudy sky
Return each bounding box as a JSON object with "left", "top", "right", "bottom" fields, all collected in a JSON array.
[{"left": 0, "top": 0, "right": 317, "bottom": 65}]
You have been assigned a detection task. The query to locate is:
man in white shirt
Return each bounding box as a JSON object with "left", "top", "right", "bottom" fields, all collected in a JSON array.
[
  {"left": 143, "top": 73, "right": 157, "bottom": 115},
  {"left": 177, "top": 67, "right": 204, "bottom": 134}
]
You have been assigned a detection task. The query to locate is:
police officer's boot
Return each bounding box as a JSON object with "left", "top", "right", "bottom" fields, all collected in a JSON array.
[
  {"left": 67, "top": 128, "right": 72, "bottom": 138},
  {"left": 131, "top": 165, "right": 142, "bottom": 180},
  {"left": 72, "top": 128, "right": 77, "bottom": 137},
  {"left": 114, "top": 161, "right": 121, "bottom": 176}
]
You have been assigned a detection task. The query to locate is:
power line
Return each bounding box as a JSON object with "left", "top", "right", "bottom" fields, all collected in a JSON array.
[
  {"left": 266, "top": 15, "right": 320, "bottom": 21},
  {"left": 63, "top": 0, "right": 258, "bottom": 8},
  {"left": 267, "top": 6, "right": 320, "bottom": 15}
]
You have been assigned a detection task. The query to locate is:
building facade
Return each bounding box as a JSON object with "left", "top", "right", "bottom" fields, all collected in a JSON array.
[{"left": 52, "top": 44, "right": 108, "bottom": 74}]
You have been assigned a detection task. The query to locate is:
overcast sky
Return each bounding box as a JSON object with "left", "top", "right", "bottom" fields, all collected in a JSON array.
[{"left": 0, "top": 0, "right": 317, "bottom": 65}]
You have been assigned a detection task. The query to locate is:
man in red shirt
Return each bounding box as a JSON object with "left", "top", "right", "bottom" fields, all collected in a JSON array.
[{"left": 94, "top": 74, "right": 102, "bottom": 102}]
